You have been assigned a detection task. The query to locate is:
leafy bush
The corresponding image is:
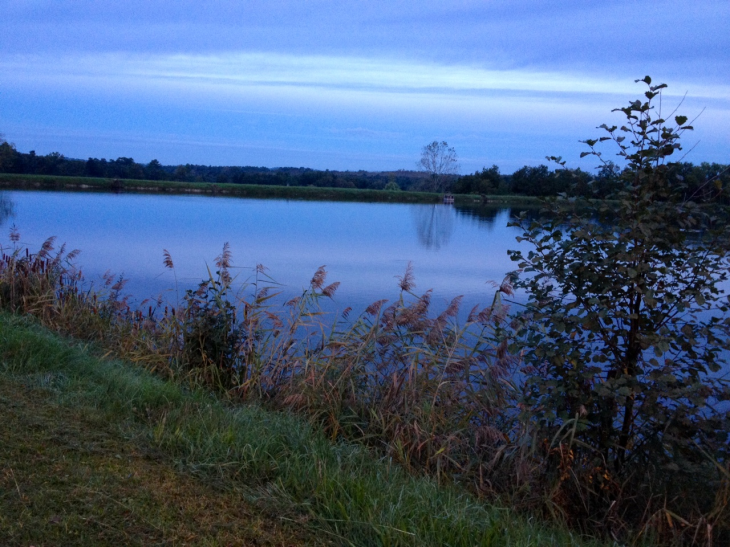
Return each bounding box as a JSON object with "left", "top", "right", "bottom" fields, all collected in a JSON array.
[
  {"left": 509, "top": 76, "right": 730, "bottom": 542},
  {"left": 180, "top": 269, "right": 242, "bottom": 389}
]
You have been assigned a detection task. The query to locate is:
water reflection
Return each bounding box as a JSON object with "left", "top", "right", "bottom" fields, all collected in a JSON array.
[
  {"left": 453, "top": 204, "right": 507, "bottom": 229},
  {"left": 410, "top": 204, "right": 454, "bottom": 250},
  {"left": 454, "top": 204, "right": 542, "bottom": 228},
  {"left": 0, "top": 193, "right": 14, "bottom": 228},
  {"left": 5, "top": 190, "right": 526, "bottom": 317}
]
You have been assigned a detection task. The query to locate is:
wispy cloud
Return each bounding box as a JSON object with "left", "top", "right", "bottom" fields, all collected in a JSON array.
[
  {"left": 5, "top": 51, "right": 729, "bottom": 102},
  {"left": 1, "top": 48, "right": 727, "bottom": 171}
]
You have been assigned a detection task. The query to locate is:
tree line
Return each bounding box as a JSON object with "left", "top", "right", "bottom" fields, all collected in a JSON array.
[
  {"left": 1, "top": 137, "right": 727, "bottom": 200},
  {"left": 455, "top": 161, "right": 730, "bottom": 201},
  {"left": 0, "top": 142, "right": 425, "bottom": 191}
]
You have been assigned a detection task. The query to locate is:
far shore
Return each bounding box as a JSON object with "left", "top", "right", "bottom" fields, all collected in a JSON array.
[{"left": 0, "top": 173, "right": 542, "bottom": 206}]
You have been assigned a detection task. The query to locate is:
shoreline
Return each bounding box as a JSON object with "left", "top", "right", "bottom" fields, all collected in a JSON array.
[{"left": 0, "top": 173, "right": 541, "bottom": 205}]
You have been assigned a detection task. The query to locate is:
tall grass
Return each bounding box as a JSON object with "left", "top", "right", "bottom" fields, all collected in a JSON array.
[{"left": 1, "top": 230, "right": 727, "bottom": 545}]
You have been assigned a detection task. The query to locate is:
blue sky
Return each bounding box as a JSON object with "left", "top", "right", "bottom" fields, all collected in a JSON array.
[{"left": 1, "top": 0, "right": 728, "bottom": 173}]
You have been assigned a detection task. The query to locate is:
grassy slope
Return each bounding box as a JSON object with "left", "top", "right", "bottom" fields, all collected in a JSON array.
[
  {"left": 0, "top": 172, "right": 540, "bottom": 205},
  {"left": 0, "top": 313, "right": 600, "bottom": 547},
  {"left": 0, "top": 376, "right": 313, "bottom": 546}
]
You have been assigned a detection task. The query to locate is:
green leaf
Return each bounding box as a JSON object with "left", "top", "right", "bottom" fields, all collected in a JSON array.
[{"left": 675, "top": 115, "right": 688, "bottom": 126}]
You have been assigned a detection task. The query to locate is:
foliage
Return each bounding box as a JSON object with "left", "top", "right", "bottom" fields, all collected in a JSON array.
[
  {"left": 0, "top": 141, "right": 434, "bottom": 191},
  {"left": 509, "top": 165, "right": 554, "bottom": 196},
  {"left": 180, "top": 252, "right": 243, "bottom": 389},
  {"left": 453, "top": 164, "right": 506, "bottom": 195},
  {"left": 509, "top": 76, "right": 730, "bottom": 541},
  {"left": 0, "top": 230, "right": 526, "bottom": 503},
  {"left": 384, "top": 179, "right": 401, "bottom": 191},
  {"left": 509, "top": 165, "right": 592, "bottom": 197},
  {"left": 0, "top": 229, "right": 80, "bottom": 322}
]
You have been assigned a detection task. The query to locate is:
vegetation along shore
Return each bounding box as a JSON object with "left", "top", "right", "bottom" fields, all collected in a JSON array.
[
  {"left": 1, "top": 312, "right": 597, "bottom": 546},
  {"left": 1, "top": 78, "right": 729, "bottom": 546},
  {"left": 0, "top": 172, "right": 536, "bottom": 205}
]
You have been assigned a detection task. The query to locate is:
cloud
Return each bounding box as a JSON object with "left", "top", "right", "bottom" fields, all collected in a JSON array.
[
  {"left": 2, "top": 49, "right": 727, "bottom": 172},
  {"left": 4, "top": 51, "right": 729, "bottom": 103},
  {"left": 2, "top": 0, "right": 728, "bottom": 84}
]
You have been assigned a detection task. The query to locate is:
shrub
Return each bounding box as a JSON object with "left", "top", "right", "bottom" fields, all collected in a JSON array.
[{"left": 508, "top": 77, "right": 730, "bottom": 542}]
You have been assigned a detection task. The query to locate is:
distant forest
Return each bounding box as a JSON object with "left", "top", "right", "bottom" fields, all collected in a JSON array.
[{"left": 1, "top": 139, "right": 727, "bottom": 201}]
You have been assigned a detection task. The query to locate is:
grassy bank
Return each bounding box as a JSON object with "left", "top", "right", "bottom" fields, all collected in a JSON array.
[
  {"left": 0, "top": 312, "right": 596, "bottom": 546},
  {"left": 0, "top": 364, "right": 312, "bottom": 546},
  {"left": 0, "top": 172, "right": 540, "bottom": 205}
]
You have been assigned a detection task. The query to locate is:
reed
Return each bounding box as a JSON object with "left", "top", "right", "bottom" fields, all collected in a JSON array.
[{"left": 1, "top": 230, "right": 727, "bottom": 545}]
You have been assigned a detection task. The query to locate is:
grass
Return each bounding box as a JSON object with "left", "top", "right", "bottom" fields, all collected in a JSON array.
[
  {"left": 0, "top": 312, "right": 599, "bottom": 546},
  {"left": 0, "top": 172, "right": 541, "bottom": 205},
  {"left": 0, "top": 374, "right": 310, "bottom": 546}
]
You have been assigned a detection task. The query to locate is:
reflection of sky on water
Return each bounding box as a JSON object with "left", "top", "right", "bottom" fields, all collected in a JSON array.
[{"left": 5, "top": 191, "right": 527, "bottom": 316}]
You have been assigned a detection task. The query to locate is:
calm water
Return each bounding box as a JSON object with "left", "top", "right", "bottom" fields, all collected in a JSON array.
[
  {"left": 3, "top": 190, "right": 729, "bottom": 383},
  {"left": 0, "top": 190, "right": 529, "bottom": 317}
]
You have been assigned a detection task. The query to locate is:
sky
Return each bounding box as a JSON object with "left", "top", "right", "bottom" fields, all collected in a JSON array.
[{"left": 0, "top": 0, "right": 728, "bottom": 174}]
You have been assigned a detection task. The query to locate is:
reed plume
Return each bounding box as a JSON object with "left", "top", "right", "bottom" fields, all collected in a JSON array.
[
  {"left": 310, "top": 265, "right": 326, "bottom": 290},
  {"left": 163, "top": 249, "right": 174, "bottom": 269},
  {"left": 397, "top": 261, "right": 415, "bottom": 292}
]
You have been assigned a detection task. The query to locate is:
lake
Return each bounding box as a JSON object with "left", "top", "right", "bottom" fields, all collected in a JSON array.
[
  {"left": 0, "top": 190, "right": 529, "bottom": 318},
  {"left": 3, "top": 189, "right": 729, "bottom": 384}
]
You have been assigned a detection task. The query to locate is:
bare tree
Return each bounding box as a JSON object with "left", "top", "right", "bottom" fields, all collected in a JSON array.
[{"left": 417, "top": 141, "right": 459, "bottom": 192}]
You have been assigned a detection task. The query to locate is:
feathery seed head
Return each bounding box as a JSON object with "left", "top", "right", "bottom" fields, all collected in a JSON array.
[
  {"left": 163, "top": 249, "right": 174, "bottom": 269},
  {"left": 397, "top": 261, "right": 415, "bottom": 292},
  {"left": 310, "top": 265, "right": 327, "bottom": 290}
]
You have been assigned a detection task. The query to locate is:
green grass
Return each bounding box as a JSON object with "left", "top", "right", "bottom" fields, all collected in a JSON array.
[
  {"left": 0, "top": 172, "right": 541, "bottom": 205},
  {"left": 0, "top": 312, "right": 601, "bottom": 546},
  {"left": 0, "top": 376, "right": 313, "bottom": 546}
]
